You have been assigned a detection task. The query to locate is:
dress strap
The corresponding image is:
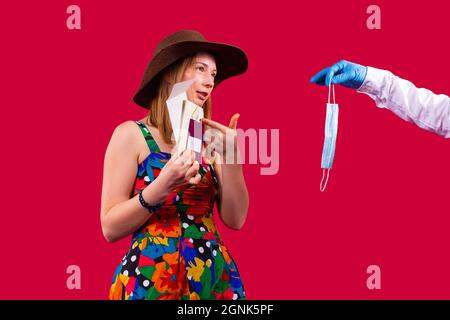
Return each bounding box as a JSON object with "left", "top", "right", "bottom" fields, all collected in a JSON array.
[{"left": 134, "top": 121, "right": 161, "bottom": 153}]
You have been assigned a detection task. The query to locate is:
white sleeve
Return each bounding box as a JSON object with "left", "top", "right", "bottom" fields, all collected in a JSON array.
[{"left": 357, "top": 66, "right": 450, "bottom": 138}]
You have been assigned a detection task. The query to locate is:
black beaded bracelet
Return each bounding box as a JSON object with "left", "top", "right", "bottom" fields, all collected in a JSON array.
[{"left": 137, "top": 189, "right": 164, "bottom": 214}]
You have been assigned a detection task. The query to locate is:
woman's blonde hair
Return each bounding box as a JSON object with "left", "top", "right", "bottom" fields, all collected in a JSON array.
[{"left": 145, "top": 54, "right": 212, "bottom": 144}]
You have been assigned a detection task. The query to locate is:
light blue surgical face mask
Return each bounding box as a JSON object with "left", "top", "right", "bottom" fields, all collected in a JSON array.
[{"left": 320, "top": 82, "right": 339, "bottom": 192}]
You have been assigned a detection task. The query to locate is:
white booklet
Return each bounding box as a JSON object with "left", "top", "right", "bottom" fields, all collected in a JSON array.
[{"left": 166, "top": 79, "right": 204, "bottom": 163}]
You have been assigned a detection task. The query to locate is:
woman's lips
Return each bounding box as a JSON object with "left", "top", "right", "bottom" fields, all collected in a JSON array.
[{"left": 196, "top": 91, "right": 208, "bottom": 101}]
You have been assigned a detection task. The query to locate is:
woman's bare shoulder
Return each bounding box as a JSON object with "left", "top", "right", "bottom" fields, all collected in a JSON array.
[
  {"left": 110, "top": 120, "right": 143, "bottom": 141},
  {"left": 106, "top": 120, "right": 143, "bottom": 156},
  {"left": 112, "top": 120, "right": 140, "bottom": 134}
]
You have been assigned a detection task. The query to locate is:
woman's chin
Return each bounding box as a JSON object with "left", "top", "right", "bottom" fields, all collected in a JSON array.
[
  {"left": 187, "top": 97, "right": 204, "bottom": 107},
  {"left": 195, "top": 99, "right": 205, "bottom": 107}
]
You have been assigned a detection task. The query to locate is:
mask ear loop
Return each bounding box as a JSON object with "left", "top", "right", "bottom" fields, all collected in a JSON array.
[
  {"left": 321, "top": 77, "right": 335, "bottom": 192},
  {"left": 327, "top": 78, "right": 336, "bottom": 104},
  {"left": 320, "top": 168, "right": 330, "bottom": 192}
]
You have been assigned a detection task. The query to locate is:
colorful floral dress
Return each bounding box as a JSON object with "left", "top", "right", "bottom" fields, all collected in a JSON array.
[{"left": 109, "top": 120, "right": 245, "bottom": 300}]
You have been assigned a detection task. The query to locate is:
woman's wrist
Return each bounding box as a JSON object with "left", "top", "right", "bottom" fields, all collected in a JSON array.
[
  {"left": 137, "top": 189, "right": 164, "bottom": 214},
  {"left": 141, "top": 177, "right": 170, "bottom": 205},
  {"left": 220, "top": 148, "right": 242, "bottom": 165},
  {"left": 221, "top": 162, "right": 243, "bottom": 175}
]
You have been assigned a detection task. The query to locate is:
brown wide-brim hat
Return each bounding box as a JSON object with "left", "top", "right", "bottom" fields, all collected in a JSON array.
[{"left": 133, "top": 30, "right": 248, "bottom": 109}]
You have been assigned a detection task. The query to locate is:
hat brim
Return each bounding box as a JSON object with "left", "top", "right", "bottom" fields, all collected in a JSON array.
[{"left": 133, "top": 40, "right": 248, "bottom": 109}]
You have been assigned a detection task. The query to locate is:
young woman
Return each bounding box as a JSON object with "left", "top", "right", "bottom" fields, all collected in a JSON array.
[{"left": 101, "top": 30, "right": 249, "bottom": 300}]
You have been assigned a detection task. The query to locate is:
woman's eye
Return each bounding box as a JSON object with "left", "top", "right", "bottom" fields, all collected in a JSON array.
[
  {"left": 196, "top": 66, "right": 205, "bottom": 72},
  {"left": 212, "top": 73, "right": 217, "bottom": 78}
]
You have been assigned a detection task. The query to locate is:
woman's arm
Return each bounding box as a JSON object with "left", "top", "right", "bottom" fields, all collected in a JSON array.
[
  {"left": 213, "top": 160, "right": 249, "bottom": 230},
  {"left": 100, "top": 121, "right": 170, "bottom": 243},
  {"left": 202, "top": 115, "right": 249, "bottom": 230}
]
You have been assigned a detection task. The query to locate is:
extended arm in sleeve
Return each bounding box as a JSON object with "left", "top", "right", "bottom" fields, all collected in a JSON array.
[{"left": 357, "top": 66, "right": 450, "bottom": 138}]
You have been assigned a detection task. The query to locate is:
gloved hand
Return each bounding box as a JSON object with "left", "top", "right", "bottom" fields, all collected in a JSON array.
[{"left": 310, "top": 60, "right": 368, "bottom": 89}]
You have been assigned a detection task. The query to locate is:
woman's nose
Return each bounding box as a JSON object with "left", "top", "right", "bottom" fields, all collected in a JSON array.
[{"left": 202, "top": 75, "right": 214, "bottom": 89}]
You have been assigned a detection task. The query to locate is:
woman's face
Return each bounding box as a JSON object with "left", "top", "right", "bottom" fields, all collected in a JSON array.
[{"left": 183, "top": 52, "right": 217, "bottom": 107}]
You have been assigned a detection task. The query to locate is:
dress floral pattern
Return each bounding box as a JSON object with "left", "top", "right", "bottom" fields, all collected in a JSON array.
[{"left": 109, "top": 120, "right": 245, "bottom": 300}]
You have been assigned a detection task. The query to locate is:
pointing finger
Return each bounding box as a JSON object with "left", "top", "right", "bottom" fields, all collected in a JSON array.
[
  {"left": 228, "top": 113, "right": 240, "bottom": 130},
  {"left": 202, "top": 118, "right": 228, "bottom": 133}
]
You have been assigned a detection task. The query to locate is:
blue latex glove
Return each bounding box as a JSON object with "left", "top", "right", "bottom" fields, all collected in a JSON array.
[{"left": 310, "top": 60, "right": 368, "bottom": 89}]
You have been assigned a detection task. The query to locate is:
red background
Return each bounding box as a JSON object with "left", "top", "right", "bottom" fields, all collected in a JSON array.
[{"left": 1, "top": 0, "right": 449, "bottom": 299}]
